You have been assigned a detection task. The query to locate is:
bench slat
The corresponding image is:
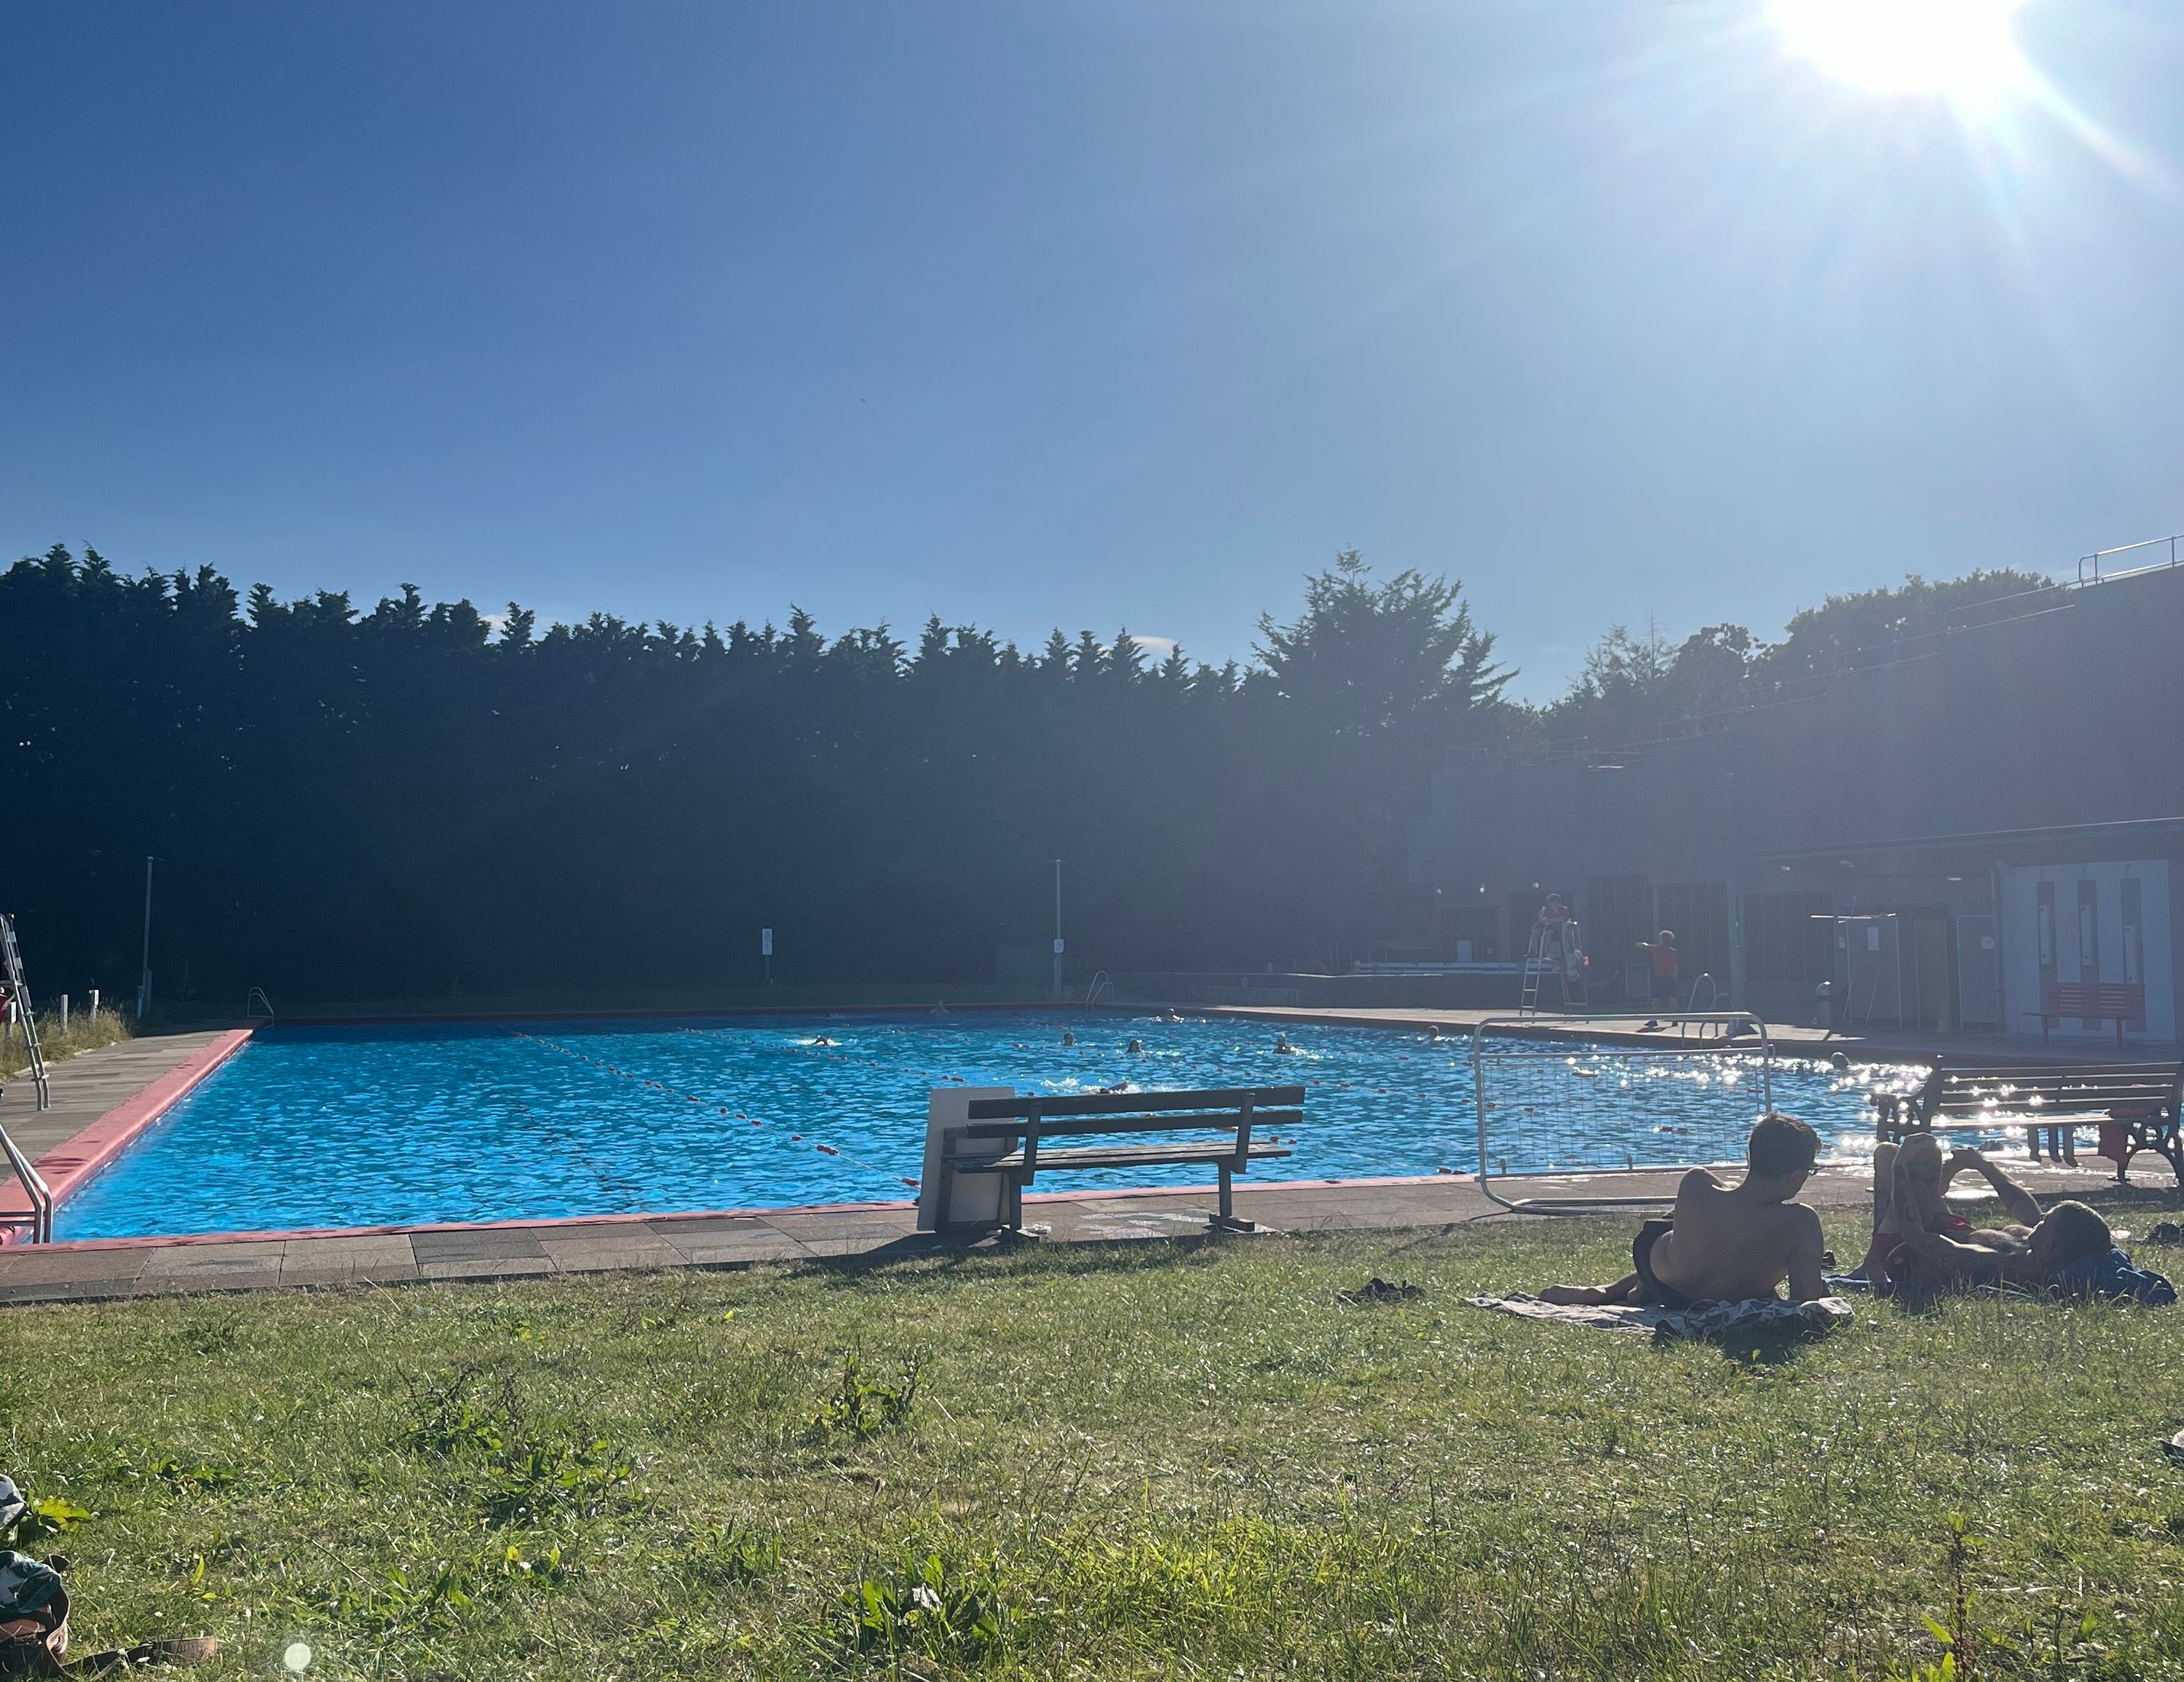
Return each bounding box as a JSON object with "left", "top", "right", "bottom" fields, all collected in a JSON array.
[
  {"left": 968, "top": 1142, "right": 1294, "bottom": 1173},
  {"left": 1926, "top": 1063, "right": 2180, "bottom": 1118},
  {"left": 955, "top": 1110, "right": 1303, "bottom": 1142},
  {"left": 965, "top": 1086, "right": 1304, "bottom": 1121}
]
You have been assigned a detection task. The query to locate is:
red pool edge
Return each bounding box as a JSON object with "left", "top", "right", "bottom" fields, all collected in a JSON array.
[
  {"left": 1, "top": 1028, "right": 258, "bottom": 1245},
  {"left": 3, "top": 1175, "right": 1471, "bottom": 1255}
]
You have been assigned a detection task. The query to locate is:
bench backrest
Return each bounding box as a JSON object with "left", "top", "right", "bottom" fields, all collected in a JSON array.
[
  {"left": 960, "top": 1086, "right": 1304, "bottom": 1168},
  {"left": 2043, "top": 980, "right": 2147, "bottom": 1017},
  {"left": 1920, "top": 1061, "right": 2183, "bottom": 1119},
  {"left": 964, "top": 1086, "right": 1304, "bottom": 1127}
]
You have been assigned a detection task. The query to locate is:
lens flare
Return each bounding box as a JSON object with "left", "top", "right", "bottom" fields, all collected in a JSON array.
[{"left": 1773, "top": 0, "right": 2030, "bottom": 108}]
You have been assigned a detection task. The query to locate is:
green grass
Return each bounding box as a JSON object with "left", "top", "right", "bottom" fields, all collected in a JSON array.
[
  {"left": 5, "top": 1212, "right": 2184, "bottom": 1680},
  {"left": 0, "top": 1003, "right": 130, "bottom": 1081}
]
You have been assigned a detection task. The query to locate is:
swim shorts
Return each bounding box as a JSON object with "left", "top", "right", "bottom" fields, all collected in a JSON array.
[{"left": 1631, "top": 1218, "right": 1693, "bottom": 1310}]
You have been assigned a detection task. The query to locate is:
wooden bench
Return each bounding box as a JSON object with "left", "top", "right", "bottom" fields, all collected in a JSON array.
[
  {"left": 1872, "top": 1058, "right": 2184, "bottom": 1183},
  {"left": 2027, "top": 980, "right": 2147, "bottom": 1047},
  {"left": 937, "top": 1086, "right": 1301, "bottom": 1234}
]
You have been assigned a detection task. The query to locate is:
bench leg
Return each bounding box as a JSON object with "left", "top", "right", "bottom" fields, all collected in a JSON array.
[{"left": 1208, "top": 1163, "right": 1256, "bottom": 1233}]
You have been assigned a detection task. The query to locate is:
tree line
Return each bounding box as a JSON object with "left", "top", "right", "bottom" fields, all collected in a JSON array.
[{"left": 0, "top": 542, "right": 2046, "bottom": 1005}]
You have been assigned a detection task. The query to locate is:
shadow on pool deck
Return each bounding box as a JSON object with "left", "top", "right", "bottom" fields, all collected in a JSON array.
[{"left": 0, "top": 1024, "right": 2147, "bottom": 1306}]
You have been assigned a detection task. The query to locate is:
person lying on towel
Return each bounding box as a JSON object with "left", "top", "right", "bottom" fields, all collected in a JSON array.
[
  {"left": 1870, "top": 1136, "right": 2174, "bottom": 1302},
  {"left": 1540, "top": 1113, "right": 1827, "bottom": 1309}
]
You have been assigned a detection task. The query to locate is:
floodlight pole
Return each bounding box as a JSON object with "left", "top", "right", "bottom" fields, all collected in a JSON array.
[
  {"left": 1051, "top": 859, "right": 1064, "bottom": 1001},
  {"left": 136, "top": 855, "right": 155, "bottom": 1020}
]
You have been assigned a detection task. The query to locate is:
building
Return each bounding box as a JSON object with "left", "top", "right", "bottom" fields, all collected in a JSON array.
[{"left": 1407, "top": 558, "right": 2184, "bottom": 1044}]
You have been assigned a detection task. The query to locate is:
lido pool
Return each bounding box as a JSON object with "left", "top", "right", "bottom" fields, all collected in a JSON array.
[{"left": 51, "top": 1013, "right": 1907, "bottom": 1240}]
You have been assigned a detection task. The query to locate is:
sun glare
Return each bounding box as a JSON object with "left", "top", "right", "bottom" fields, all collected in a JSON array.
[{"left": 1772, "top": 0, "right": 2030, "bottom": 109}]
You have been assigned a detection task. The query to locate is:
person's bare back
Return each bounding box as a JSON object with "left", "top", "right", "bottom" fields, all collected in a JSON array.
[
  {"left": 1647, "top": 1166, "right": 1825, "bottom": 1304},
  {"left": 1539, "top": 1113, "right": 1827, "bottom": 1308}
]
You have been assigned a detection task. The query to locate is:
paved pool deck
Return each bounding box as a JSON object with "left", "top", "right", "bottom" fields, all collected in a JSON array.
[
  {"left": 1191, "top": 1004, "right": 2156, "bottom": 1066},
  {"left": 0, "top": 1022, "right": 2153, "bottom": 1306}
]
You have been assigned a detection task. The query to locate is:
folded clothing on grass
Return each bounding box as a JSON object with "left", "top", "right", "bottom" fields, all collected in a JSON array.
[{"left": 1467, "top": 1292, "right": 1854, "bottom": 1342}]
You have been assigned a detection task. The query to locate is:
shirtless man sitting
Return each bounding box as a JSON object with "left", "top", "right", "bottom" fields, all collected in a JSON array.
[
  {"left": 1540, "top": 1112, "right": 1827, "bottom": 1308},
  {"left": 1875, "top": 1135, "right": 2112, "bottom": 1289}
]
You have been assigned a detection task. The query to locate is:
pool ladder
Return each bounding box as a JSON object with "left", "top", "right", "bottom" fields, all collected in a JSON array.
[
  {"left": 0, "top": 914, "right": 50, "bottom": 1112},
  {"left": 0, "top": 1119, "right": 53, "bottom": 1244}
]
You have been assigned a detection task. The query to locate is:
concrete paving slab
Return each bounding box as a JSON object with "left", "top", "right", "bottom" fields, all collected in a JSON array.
[
  {"left": 141, "top": 1242, "right": 288, "bottom": 1275},
  {"left": 416, "top": 1258, "right": 558, "bottom": 1282},
  {"left": 127, "top": 1270, "right": 286, "bottom": 1296},
  {"left": 411, "top": 1231, "right": 550, "bottom": 1263},
  {"left": 278, "top": 1263, "right": 422, "bottom": 1288},
  {"left": 0, "top": 1248, "right": 151, "bottom": 1283}
]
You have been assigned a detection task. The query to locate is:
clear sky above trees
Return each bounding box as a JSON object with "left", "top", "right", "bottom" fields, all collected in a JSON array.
[{"left": 4, "top": 3, "right": 2180, "bottom": 695}]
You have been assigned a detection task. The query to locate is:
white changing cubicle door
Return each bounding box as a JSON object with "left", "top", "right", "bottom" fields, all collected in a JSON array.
[{"left": 1999, "top": 861, "right": 2176, "bottom": 1042}]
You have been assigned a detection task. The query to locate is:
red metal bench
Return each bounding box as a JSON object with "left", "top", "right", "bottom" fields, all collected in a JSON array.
[{"left": 2028, "top": 980, "right": 2147, "bottom": 1047}]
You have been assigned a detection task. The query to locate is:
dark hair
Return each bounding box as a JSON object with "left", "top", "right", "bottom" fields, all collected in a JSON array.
[
  {"left": 2038, "top": 1200, "right": 2111, "bottom": 1269},
  {"left": 1747, "top": 1112, "right": 1819, "bottom": 1178}
]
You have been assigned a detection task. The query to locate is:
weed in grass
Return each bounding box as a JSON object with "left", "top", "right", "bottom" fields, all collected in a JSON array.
[
  {"left": 679, "top": 1521, "right": 784, "bottom": 1587},
  {"left": 2, "top": 1493, "right": 91, "bottom": 1544},
  {"left": 400, "top": 1368, "right": 635, "bottom": 1527},
  {"left": 831, "top": 1553, "right": 1010, "bottom": 1670},
  {"left": 807, "top": 1351, "right": 925, "bottom": 1445}
]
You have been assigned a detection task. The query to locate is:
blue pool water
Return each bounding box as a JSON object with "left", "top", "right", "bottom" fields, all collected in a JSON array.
[{"left": 53, "top": 1013, "right": 1907, "bottom": 1240}]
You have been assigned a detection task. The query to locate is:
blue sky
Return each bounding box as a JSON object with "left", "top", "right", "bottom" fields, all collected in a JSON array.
[{"left": 5, "top": 1, "right": 2180, "bottom": 697}]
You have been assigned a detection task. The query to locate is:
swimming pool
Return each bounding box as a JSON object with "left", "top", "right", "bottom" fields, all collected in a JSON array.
[{"left": 52, "top": 1013, "right": 1906, "bottom": 1241}]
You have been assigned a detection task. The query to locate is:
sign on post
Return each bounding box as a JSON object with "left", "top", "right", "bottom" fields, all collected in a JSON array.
[{"left": 761, "top": 928, "right": 773, "bottom": 956}]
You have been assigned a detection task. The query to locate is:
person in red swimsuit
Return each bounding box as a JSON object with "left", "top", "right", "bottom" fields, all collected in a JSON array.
[
  {"left": 1861, "top": 1133, "right": 2110, "bottom": 1289},
  {"left": 1636, "top": 929, "right": 1679, "bottom": 1009}
]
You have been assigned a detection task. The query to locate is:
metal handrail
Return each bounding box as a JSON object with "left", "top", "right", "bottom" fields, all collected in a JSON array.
[
  {"left": 245, "top": 987, "right": 277, "bottom": 1026},
  {"left": 2078, "top": 533, "right": 2182, "bottom": 585},
  {"left": 1083, "top": 970, "right": 1115, "bottom": 1007},
  {"left": 1473, "top": 1012, "right": 1774, "bottom": 1215},
  {"left": 0, "top": 1117, "right": 53, "bottom": 1244}
]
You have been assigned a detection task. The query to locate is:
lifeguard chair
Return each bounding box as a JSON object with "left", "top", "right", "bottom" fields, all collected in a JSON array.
[{"left": 1519, "top": 894, "right": 1589, "bottom": 1015}]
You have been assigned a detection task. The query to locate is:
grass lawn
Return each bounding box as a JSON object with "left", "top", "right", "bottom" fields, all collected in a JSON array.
[{"left": 4, "top": 1210, "right": 2184, "bottom": 1680}]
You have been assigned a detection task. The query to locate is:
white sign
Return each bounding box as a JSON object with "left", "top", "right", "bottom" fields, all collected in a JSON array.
[
  {"left": 1867, "top": 926, "right": 1881, "bottom": 951},
  {"left": 1052, "top": 937, "right": 1064, "bottom": 955},
  {"left": 761, "top": 928, "right": 773, "bottom": 956}
]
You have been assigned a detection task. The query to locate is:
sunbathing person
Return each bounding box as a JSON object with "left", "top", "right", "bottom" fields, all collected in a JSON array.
[
  {"left": 1851, "top": 1132, "right": 1981, "bottom": 1285},
  {"left": 1872, "top": 1136, "right": 2126, "bottom": 1291},
  {"left": 1540, "top": 1112, "right": 1827, "bottom": 1308}
]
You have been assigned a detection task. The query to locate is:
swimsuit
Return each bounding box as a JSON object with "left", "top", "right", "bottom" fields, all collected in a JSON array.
[{"left": 1631, "top": 1218, "right": 1695, "bottom": 1310}]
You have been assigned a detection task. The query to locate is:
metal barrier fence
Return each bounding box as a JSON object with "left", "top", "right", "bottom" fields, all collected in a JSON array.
[{"left": 1472, "top": 1012, "right": 1775, "bottom": 1215}]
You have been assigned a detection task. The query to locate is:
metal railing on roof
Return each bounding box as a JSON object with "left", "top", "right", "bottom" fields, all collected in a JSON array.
[{"left": 2078, "top": 533, "right": 2183, "bottom": 585}]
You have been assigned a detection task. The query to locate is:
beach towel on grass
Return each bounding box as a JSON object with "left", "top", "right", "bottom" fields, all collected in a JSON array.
[{"left": 1467, "top": 1293, "right": 1854, "bottom": 1342}]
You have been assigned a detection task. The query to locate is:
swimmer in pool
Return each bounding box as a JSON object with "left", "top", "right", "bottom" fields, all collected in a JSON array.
[
  {"left": 1273, "top": 1033, "right": 1295, "bottom": 1054},
  {"left": 1126, "top": 1038, "right": 1144, "bottom": 1054},
  {"left": 1061, "top": 1030, "right": 1076, "bottom": 1047}
]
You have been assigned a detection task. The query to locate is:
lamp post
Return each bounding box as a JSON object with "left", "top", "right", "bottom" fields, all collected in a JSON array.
[
  {"left": 1051, "top": 859, "right": 1064, "bottom": 1001},
  {"left": 136, "top": 855, "right": 155, "bottom": 1020}
]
